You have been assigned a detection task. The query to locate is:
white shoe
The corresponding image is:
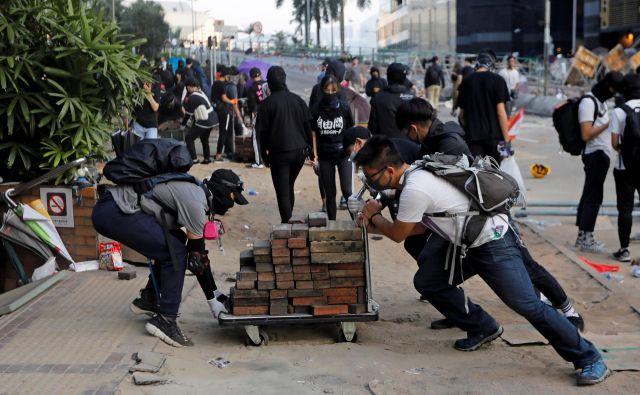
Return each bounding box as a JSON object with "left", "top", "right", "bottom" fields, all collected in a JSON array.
[
  {"left": 208, "top": 297, "right": 228, "bottom": 319},
  {"left": 577, "top": 234, "right": 609, "bottom": 254},
  {"left": 251, "top": 163, "right": 265, "bottom": 169}
]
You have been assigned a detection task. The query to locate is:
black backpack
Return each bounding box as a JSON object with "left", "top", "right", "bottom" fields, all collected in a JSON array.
[
  {"left": 620, "top": 105, "right": 640, "bottom": 172},
  {"left": 426, "top": 66, "right": 440, "bottom": 85},
  {"left": 552, "top": 95, "right": 598, "bottom": 155}
]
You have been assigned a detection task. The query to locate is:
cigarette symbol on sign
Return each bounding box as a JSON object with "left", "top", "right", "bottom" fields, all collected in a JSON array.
[{"left": 47, "top": 193, "right": 67, "bottom": 216}]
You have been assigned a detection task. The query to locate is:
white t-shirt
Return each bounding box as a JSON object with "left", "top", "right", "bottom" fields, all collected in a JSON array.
[
  {"left": 608, "top": 99, "right": 640, "bottom": 170},
  {"left": 578, "top": 93, "right": 611, "bottom": 156},
  {"left": 498, "top": 68, "right": 519, "bottom": 92},
  {"left": 396, "top": 167, "right": 510, "bottom": 248}
]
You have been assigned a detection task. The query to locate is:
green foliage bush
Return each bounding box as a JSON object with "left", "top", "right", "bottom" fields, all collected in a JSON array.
[{"left": 0, "top": 0, "right": 148, "bottom": 182}]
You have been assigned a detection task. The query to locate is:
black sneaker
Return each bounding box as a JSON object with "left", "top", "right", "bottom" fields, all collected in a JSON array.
[
  {"left": 145, "top": 314, "right": 194, "bottom": 347},
  {"left": 339, "top": 196, "right": 348, "bottom": 210},
  {"left": 130, "top": 288, "right": 158, "bottom": 316},
  {"left": 567, "top": 314, "right": 585, "bottom": 332},
  {"left": 201, "top": 159, "right": 212, "bottom": 165},
  {"left": 454, "top": 325, "right": 503, "bottom": 351},
  {"left": 612, "top": 248, "right": 631, "bottom": 262},
  {"left": 419, "top": 295, "right": 430, "bottom": 304},
  {"left": 430, "top": 318, "right": 455, "bottom": 330}
]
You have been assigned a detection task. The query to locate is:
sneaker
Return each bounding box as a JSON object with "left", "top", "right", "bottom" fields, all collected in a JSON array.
[
  {"left": 251, "top": 163, "right": 265, "bottom": 169},
  {"left": 574, "top": 231, "right": 585, "bottom": 248},
  {"left": 454, "top": 325, "right": 503, "bottom": 351},
  {"left": 145, "top": 314, "right": 194, "bottom": 347},
  {"left": 339, "top": 196, "right": 348, "bottom": 210},
  {"left": 576, "top": 358, "right": 610, "bottom": 386},
  {"left": 208, "top": 294, "right": 229, "bottom": 319},
  {"left": 419, "top": 295, "right": 430, "bottom": 304},
  {"left": 567, "top": 314, "right": 585, "bottom": 332},
  {"left": 577, "top": 234, "right": 609, "bottom": 254},
  {"left": 130, "top": 288, "right": 158, "bottom": 316},
  {"left": 214, "top": 155, "right": 224, "bottom": 162},
  {"left": 613, "top": 248, "right": 631, "bottom": 262},
  {"left": 430, "top": 318, "right": 455, "bottom": 330},
  {"left": 201, "top": 159, "right": 212, "bottom": 165},
  {"left": 192, "top": 159, "right": 200, "bottom": 164}
]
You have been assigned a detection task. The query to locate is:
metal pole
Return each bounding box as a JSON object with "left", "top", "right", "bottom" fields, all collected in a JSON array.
[
  {"left": 571, "top": 0, "right": 577, "bottom": 54},
  {"left": 543, "top": 0, "right": 550, "bottom": 96},
  {"left": 331, "top": 18, "right": 334, "bottom": 54},
  {"left": 112, "top": 0, "right": 115, "bottom": 22},
  {"left": 191, "top": 0, "right": 195, "bottom": 43},
  {"left": 209, "top": 45, "right": 214, "bottom": 84},
  {"left": 306, "top": 0, "right": 311, "bottom": 48}
]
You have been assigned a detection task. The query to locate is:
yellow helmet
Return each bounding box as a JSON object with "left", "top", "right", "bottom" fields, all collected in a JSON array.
[{"left": 530, "top": 163, "right": 551, "bottom": 178}]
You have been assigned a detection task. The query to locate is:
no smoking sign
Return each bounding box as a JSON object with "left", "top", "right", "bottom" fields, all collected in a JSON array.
[
  {"left": 40, "top": 187, "right": 74, "bottom": 228},
  {"left": 47, "top": 193, "right": 67, "bottom": 216}
]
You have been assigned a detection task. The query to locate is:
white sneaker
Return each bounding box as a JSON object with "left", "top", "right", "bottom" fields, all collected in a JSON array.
[
  {"left": 251, "top": 163, "right": 265, "bottom": 169},
  {"left": 577, "top": 234, "right": 609, "bottom": 254},
  {"left": 208, "top": 297, "right": 228, "bottom": 319}
]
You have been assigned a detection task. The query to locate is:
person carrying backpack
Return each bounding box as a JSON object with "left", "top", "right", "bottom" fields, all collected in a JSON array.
[
  {"left": 424, "top": 56, "right": 445, "bottom": 109},
  {"left": 246, "top": 67, "right": 270, "bottom": 168},
  {"left": 353, "top": 136, "right": 609, "bottom": 386},
  {"left": 610, "top": 73, "right": 640, "bottom": 262},
  {"left": 92, "top": 140, "right": 248, "bottom": 347},
  {"left": 575, "top": 71, "right": 623, "bottom": 253},
  {"left": 182, "top": 78, "right": 219, "bottom": 164}
]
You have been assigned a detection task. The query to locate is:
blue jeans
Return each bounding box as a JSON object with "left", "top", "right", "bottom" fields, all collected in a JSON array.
[
  {"left": 468, "top": 231, "right": 600, "bottom": 368},
  {"left": 133, "top": 121, "right": 158, "bottom": 140},
  {"left": 92, "top": 192, "right": 187, "bottom": 316}
]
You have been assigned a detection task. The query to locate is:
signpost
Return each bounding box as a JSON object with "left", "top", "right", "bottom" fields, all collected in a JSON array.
[{"left": 40, "top": 187, "right": 74, "bottom": 228}]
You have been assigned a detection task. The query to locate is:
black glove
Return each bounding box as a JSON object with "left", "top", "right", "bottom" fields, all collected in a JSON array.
[{"left": 187, "top": 250, "right": 210, "bottom": 275}]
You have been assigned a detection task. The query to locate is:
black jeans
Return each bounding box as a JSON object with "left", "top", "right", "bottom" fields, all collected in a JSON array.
[
  {"left": 269, "top": 148, "right": 307, "bottom": 223},
  {"left": 467, "top": 138, "right": 501, "bottom": 163},
  {"left": 216, "top": 111, "right": 235, "bottom": 156},
  {"left": 185, "top": 126, "right": 212, "bottom": 160},
  {"left": 614, "top": 168, "right": 639, "bottom": 248},
  {"left": 318, "top": 156, "right": 352, "bottom": 220},
  {"left": 576, "top": 150, "right": 610, "bottom": 232}
]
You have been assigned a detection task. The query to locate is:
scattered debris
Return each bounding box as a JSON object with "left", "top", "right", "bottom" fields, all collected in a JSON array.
[
  {"left": 130, "top": 351, "right": 166, "bottom": 373},
  {"left": 404, "top": 367, "right": 425, "bottom": 375},
  {"left": 118, "top": 270, "right": 136, "bottom": 280},
  {"left": 132, "top": 372, "right": 171, "bottom": 385},
  {"left": 208, "top": 357, "right": 231, "bottom": 368}
]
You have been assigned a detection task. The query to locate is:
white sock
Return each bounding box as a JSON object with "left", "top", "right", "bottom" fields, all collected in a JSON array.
[{"left": 562, "top": 303, "right": 579, "bottom": 318}]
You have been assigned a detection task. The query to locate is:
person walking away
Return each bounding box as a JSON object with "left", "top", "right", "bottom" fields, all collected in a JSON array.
[
  {"left": 368, "top": 63, "right": 415, "bottom": 138},
  {"left": 365, "top": 67, "right": 388, "bottom": 98},
  {"left": 214, "top": 68, "right": 242, "bottom": 161},
  {"left": 347, "top": 57, "right": 364, "bottom": 92},
  {"left": 498, "top": 55, "right": 520, "bottom": 116},
  {"left": 132, "top": 81, "right": 159, "bottom": 139},
  {"left": 183, "top": 78, "right": 218, "bottom": 164},
  {"left": 610, "top": 73, "right": 640, "bottom": 262},
  {"left": 457, "top": 49, "right": 510, "bottom": 163},
  {"left": 424, "top": 56, "right": 445, "bottom": 108},
  {"left": 246, "top": 67, "right": 270, "bottom": 168},
  {"left": 256, "top": 66, "right": 312, "bottom": 223},
  {"left": 575, "top": 71, "right": 623, "bottom": 253},
  {"left": 450, "top": 61, "right": 462, "bottom": 116},
  {"left": 310, "top": 75, "right": 355, "bottom": 220}
]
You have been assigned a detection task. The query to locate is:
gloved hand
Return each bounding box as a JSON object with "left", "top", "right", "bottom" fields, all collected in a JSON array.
[
  {"left": 347, "top": 195, "right": 365, "bottom": 215},
  {"left": 187, "top": 250, "right": 210, "bottom": 275},
  {"left": 498, "top": 140, "right": 514, "bottom": 158}
]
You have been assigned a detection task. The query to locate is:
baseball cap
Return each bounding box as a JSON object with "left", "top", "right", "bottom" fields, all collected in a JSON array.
[
  {"left": 342, "top": 126, "right": 371, "bottom": 148},
  {"left": 249, "top": 67, "right": 261, "bottom": 78},
  {"left": 210, "top": 169, "right": 248, "bottom": 205},
  {"left": 387, "top": 62, "right": 407, "bottom": 84}
]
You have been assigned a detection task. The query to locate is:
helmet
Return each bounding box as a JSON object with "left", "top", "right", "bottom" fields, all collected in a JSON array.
[{"left": 530, "top": 163, "right": 551, "bottom": 179}]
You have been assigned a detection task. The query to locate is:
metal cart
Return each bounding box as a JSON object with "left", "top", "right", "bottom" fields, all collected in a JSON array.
[{"left": 218, "top": 227, "right": 379, "bottom": 346}]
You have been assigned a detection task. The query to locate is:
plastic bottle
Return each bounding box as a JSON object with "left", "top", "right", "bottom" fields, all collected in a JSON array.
[
  {"left": 603, "top": 272, "right": 624, "bottom": 282},
  {"left": 247, "top": 188, "right": 258, "bottom": 196},
  {"left": 630, "top": 266, "right": 640, "bottom": 278}
]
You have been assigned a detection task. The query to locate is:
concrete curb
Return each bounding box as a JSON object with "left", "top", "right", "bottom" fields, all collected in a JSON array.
[{"left": 513, "top": 93, "right": 564, "bottom": 117}]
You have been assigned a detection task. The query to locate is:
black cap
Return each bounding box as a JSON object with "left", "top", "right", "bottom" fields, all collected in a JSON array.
[
  {"left": 342, "top": 126, "right": 371, "bottom": 148},
  {"left": 387, "top": 62, "right": 407, "bottom": 84},
  {"left": 220, "top": 66, "right": 231, "bottom": 77},
  {"left": 249, "top": 67, "right": 261, "bottom": 78},
  {"left": 210, "top": 169, "right": 248, "bottom": 205},
  {"left": 185, "top": 77, "right": 200, "bottom": 87}
]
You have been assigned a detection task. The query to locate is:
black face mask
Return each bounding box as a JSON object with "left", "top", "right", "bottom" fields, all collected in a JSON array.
[
  {"left": 321, "top": 92, "right": 339, "bottom": 108},
  {"left": 206, "top": 181, "right": 235, "bottom": 216},
  {"left": 592, "top": 81, "right": 614, "bottom": 102}
]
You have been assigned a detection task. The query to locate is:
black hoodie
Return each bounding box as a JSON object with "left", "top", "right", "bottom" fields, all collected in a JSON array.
[
  {"left": 368, "top": 84, "right": 415, "bottom": 138},
  {"left": 256, "top": 66, "right": 311, "bottom": 161},
  {"left": 309, "top": 60, "right": 349, "bottom": 108},
  {"left": 417, "top": 119, "right": 472, "bottom": 157}
]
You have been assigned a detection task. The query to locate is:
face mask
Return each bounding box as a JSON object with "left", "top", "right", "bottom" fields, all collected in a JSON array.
[
  {"left": 407, "top": 125, "right": 421, "bottom": 144},
  {"left": 206, "top": 181, "right": 235, "bottom": 216},
  {"left": 161, "top": 61, "right": 167, "bottom": 69},
  {"left": 321, "top": 92, "right": 339, "bottom": 108},
  {"left": 366, "top": 169, "right": 390, "bottom": 192},
  {"left": 592, "top": 81, "right": 614, "bottom": 102},
  {"left": 349, "top": 151, "right": 357, "bottom": 162}
]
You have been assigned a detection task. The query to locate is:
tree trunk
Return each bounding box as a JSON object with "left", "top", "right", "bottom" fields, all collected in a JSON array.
[
  {"left": 316, "top": 17, "right": 321, "bottom": 48},
  {"left": 339, "top": 0, "right": 345, "bottom": 52}
]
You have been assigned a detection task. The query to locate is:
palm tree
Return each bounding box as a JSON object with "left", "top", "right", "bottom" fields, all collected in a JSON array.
[{"left": 274, "top": 31, "right": 289, "bottom": 52}]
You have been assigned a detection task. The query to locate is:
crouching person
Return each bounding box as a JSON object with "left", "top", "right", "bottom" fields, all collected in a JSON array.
[
  {"left": 353, "top": 136, "right": 609, "bottom": 386},
  {"left": 92, "top": 164, "right": 248, "bottom": 347}
]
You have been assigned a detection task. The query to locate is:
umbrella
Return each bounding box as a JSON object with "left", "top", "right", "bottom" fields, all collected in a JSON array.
[
  {"left": 238, "top": 59, "right": 271, "bottom": 89},
  {"left": 0, "top": 210, "right": 54, "bottom": 260},
  {"left": 17, "top": 204, "right": 75, "bottom": 263}
]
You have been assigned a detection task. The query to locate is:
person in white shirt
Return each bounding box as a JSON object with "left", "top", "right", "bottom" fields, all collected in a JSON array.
[
  {"left": 353, "top": 136, "right": 608, "bottom": 386},
  {"left": 609, "top": 73, "right": 640, "bottom": 262},
  {"left": 575, "top": 71, "right": 622, "bottom": 253},
  {"left": 498, "top": 55, "right": 520, "bottom": 116}
]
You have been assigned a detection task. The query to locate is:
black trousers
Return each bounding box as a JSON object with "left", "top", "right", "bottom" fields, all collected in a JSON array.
[
  {"left": 269, "top": 148, "right": 306, "bottom": 223},
  {"left": 467, "top": 138, "right": 501, "bottom": 163},
  {"left": 216, "top": 111, "right": 235, "bottom": 155},
  {"left": 614, "top": 168, "right": 639, "bottom": 248},
  {"left": 576, "top": 150, "right": 610, "bottom": 232},
  {"left": 318, "top": 156, "right": 352, "bottom": 220},
  {"left": 185, "top": 125, "right": 212, "bottom": 160}
]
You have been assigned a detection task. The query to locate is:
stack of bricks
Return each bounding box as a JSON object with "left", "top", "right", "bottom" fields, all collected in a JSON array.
[{"left": 230, "top": 212, "right": 368, "bottom": 316}]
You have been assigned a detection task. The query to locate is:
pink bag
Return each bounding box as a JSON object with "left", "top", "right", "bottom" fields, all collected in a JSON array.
[{"left": 204, "top": 219, "right": 225, "bottom": 240}]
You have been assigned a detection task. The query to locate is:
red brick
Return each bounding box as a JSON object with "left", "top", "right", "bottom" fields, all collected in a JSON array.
[
  {"left": 236, "top": 280, "right": 256, "bottom": 290},
  {"left": 254, "top": 255, "right": 272, "bottom": 263},
  {"left": 293, "top": 272, "right": 312, "bottom": 281},
  {"left": 257, "top": 272, "right": 275, "bottom": 282},
  {"left": 292, "top": 247, "right": 310, "bottom": 257},
  {"left": 310, "top": 265, "right": 328, "bottom": 273},
  {"left": 288, "top": 289, "right": 323, "bottom": 297},
  {"left": 276, "top": 272, "right": 293, "bottom": 282},
  {"left": 237, "top": 270, "right": 257, "bottom": 282},
  {"left": 331, "top": 277, "right": 365, "bottom": 287},
  {"left": 274, "top": 264, "right": 293, "bottom": 273},
  {"left": 324, "top": 287, "right": 357, "bottom": 297},
  {"left": 291, "top": 223, "right": 309, "bottom": 238},
  {"left": 287, "top": 238, "right": 307, "bottom": 249},
  {"left": 271, "top": 224, "right": 292, "bottom": 239},
  {"left": 329, "top": 269, "right": 365, "bottom": 278},
  {"left": 271, "top": 247, "right": 290, "bottom": 257},
  {"left": 313, "top": 280, "right": 331, "bottom": 289},
  {"left": 329, "top": 262, "right": 364, "bottom": 271},
  {"left": 288, "top": 215, "right": 308, "bottom": 225},
  {"left": 240, "top": 249, "right": 255, "bottom": 266},
  {"left": 233, "top": 297, "right": 269, "bottom": 306},
  {"left": 276, "top": 281, "right": 295, "bottom": 290},
  {"left": 270, "top": 289, "right": 288, "bottom": 299},
  {"left": 292, "top": 296, "right": 327, "bottom": 306},
  {"left": 311, "top": 272, "right": 330, "bottom": 281},
  {"left": 256, "top": 263, "right": 274, "bottom": 272},
  {"left": 328, "top": 295, "right": 358, "bottom": 305},
  {"left": 231, "top": 288, "right": 269, "bottom": 298},
  {"left": 293, "top": 306, "right": 311, "bottom": 314},
  {"left": 292, "top": 265, "right": 310, "bottom": 273},
  {"left": 233, "top": 306, "right": 269, "bottom": 315},
  {"left": 272, "top": 256, "right": 291, "bottom": 265},
  {"left": 257, "top": 281, "right": 275, "bottom": 290},
  {"left": 269, "top": 299, "right": 288, "bottom": 315},
  {"left": 253, "top": 240, "right": 271, "bottom": 255},
  {"left": 349, "top": 304, "right": 367, "bottom": 314},
  {"left": 292, "top": 256, "right": 310, "bottom": 265},
  {"left": 76, "top": 226, "right": 97, "bottom": 237},
  {"left": 312, "top": 305, "right": 348, "bottom": 316},
  {"left": 271, "top": 239, "right": 288, "bottom": 249},
  {"left": 295, "top": 280, "right": 314, "bottom": 289}
]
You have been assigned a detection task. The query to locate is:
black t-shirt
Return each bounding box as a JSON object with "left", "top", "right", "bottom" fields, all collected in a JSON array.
[
  {"left": 390, "top": 138, "right": 421, "bottom": 164},
  {"left": 457, "top": 71, "right": 509, "bottom": 142},
  {"left": 311, "top": 102, "right": 354, "bottom": 160},
  {"left": 461, "top": 66, "right": 474, "bottom": 79},
  {"left": 133, "top": 94, "right": 158, "bottom": 128}
]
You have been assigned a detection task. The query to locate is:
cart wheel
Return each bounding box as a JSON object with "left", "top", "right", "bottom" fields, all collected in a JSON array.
[
  {"left": 244, "top": 325, "right": 269, "bottom": 346},
  {"left": 338, "top": 322, "right": 357, "bottom": 343}
]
